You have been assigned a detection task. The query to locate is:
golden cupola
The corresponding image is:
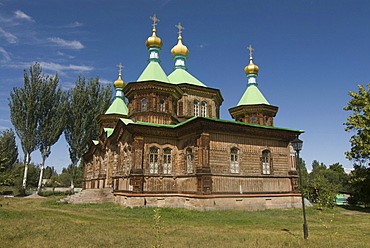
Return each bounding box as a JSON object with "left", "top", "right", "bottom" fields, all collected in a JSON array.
[
  {"left": 171, "top": 35, "right": 189, "bottom": 56},
  {"left": 114, "top": 75, "right": 125, "bottom": 88},
  {"left": 244, "top": 56, "right": 259, "bottom": 75},
  {"left": 145, "top": 28, "right": 163, "bottom": 48}
]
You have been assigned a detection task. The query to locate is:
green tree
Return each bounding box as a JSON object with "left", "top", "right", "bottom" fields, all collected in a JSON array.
[
  {"left": 308, "top": 161, "right": 350, "bottom": 208},
  {"left": 0, "top": 129, "right": 18, "bottom": 172},
  {"left": 297, "top": 158, "right": 309, "bottom": 198},
  {"left": 64, "top": 76, "right": 112, "bottom": 191},
  {"left": 36, "top": 72, "right": 66, "bottom": 194},
  {"left": 344, "top": 84, "right": 370, "bottom": 204},
  {"left": 9, "top": 63, "right": 42, "bottom": 195},
  {"left": 43, "top": 166, "right": 58, "bottom": 179},
  {"left": 348, "top": 165, "right": 370, "bottom": 206},
  {"left": 344, "top": 84, "right": 370, "bottom": 162}
]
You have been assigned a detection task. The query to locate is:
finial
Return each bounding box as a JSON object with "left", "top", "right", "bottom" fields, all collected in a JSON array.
[
  {"left": 175, "top": 22, "right": 185, "bottom": 36},
  {"left": 116, "top": 63, "right": 124, "bottom": 75},
  {"left": 247, "top": 45, "right": 254, "bottom": 58},
  {"left": 150, "top": 14, "right": 160, "bottom": 29}
]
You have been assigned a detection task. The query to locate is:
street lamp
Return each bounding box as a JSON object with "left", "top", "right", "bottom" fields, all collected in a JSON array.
[{"left": 291, "top": 137, "right": 308, "bottom": 239}]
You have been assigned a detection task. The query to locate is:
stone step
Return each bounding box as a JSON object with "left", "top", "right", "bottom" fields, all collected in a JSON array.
[{"left": 58, "top": 188, "right": 114, "bottom": 204}]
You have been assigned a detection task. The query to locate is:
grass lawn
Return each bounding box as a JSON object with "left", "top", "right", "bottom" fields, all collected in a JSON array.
[{"left": 1, "top": 196, "right": 370, "bottom": 248}]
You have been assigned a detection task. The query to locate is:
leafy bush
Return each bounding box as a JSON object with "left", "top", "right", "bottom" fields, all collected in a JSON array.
[{"left": 39, "top": 190, "right": 72, "bottom": 197}]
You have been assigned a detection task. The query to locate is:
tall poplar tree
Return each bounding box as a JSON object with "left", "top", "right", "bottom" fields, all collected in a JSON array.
[
  {"left": 35, "top": 73, "right": 66, "bottom": 194},
  {"left": 9, "top": 63, "right": 42, "bottom": 195},
  {"left": 64, "top": 76, "right": 112, "bottom": 191}
]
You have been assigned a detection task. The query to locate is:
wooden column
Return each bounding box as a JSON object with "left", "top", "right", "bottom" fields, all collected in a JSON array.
[
  {"left": 130, "top": 136, "right": 144, "bottom": 193},
  {"left": 196, "top": 132, "right": 212, "bottom": 194}
]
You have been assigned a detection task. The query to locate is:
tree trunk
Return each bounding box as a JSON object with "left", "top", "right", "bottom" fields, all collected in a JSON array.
[
  {"left": 70, "top": 179, "right": 75, "bottom": 194},
  {"left": 36, "top": 147, "right": 49, "bottom": 195},
  {"left": 21, "top": 152, "right": 30, "bottom": 196}
]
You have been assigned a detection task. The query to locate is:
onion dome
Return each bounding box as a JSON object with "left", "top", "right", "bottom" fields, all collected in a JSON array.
[
  {"left": 114, "top": 75, "right": 125, "bottom": 88},
  {"left": 244, "top": 56, "right": 259, "bottom": 75},
  {"left": 145, "top": 28, "right": 162, "bottom": 48},
  {"left": 171, "top": 35, "right": 189, "bottom": 56}
]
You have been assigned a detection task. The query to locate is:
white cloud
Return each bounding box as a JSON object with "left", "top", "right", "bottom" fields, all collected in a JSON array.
[
  {"left": 66, "top": 21, "right": 84, "bottom": 28},
  {"left": 39, "top": 61, "right": 93, "bottom": 72},
  {"left": 0, "top": 47, "right": 11, "bottom": 62},
  {"left": 13, "top": 10, "right": 34, "bottom": 22},
  {"left": 48, "top": 37, "right": 84, "bottom": 50},
  {"left": 0, "top": 27, "right": 17, "bottom": 43},
  {"left": 57, "top": 51, "right": 75, "bottom": 59},
  {"left": 99, "top": 78, "right": 112, "bottom": 85}
]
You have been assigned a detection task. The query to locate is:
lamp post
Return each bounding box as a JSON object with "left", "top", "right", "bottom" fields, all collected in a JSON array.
[{"left": 291, "top": 137, "right": 308, "bottom": 239}]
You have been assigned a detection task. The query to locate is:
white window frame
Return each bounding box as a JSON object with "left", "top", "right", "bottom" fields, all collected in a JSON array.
[
  {"left": 194, "top": 100, "right": 199, "bottom": 116},
  {"left": 149, "top": 147, "right": 159, "bottom": 174},
  {"left": 230, "top": 147, "right": 239, "bottom": 173},
  {"left": 201, "top": 101, "right": 207, "bottom": 117},
  {"left": 163, "top": 148, "right": 172, "bottom": 174}
]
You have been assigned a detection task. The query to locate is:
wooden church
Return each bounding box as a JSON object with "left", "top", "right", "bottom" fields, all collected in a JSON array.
[{"left": 82, "top": 16, "right": 304, "bottom": 210}]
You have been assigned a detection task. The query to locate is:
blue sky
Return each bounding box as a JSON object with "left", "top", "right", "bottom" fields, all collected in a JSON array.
[{"left": 1, "top": 0, "right": 369, "bottom": 173}]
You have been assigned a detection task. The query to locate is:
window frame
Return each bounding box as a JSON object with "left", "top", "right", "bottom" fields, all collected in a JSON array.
[
  {"left": 149, "top": 146, "right": 159, "bottom": 174},
  {"left": 261, "top": 150, "right": 272, "bottom": 175},
  {"left": 230, "top": 147, "right": 239, "bottom": 173},
  {"left": 163, "top": 148, "right": 172, "bottom": 174}
]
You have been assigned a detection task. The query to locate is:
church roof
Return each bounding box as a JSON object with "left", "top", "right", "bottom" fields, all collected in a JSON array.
[
  {"left": 168, "top": 69, "right": 206, "bottom": 87},
  {"left": 237, "top": 84, "right": 269, "bottom": 106},
  {"left": 105, "top": 97, "right": 128, "bottom": 115},
  {"left": 137, "top": 61, "right": 170, "bottom": 83},
  {"left": 123, "top": 116, "right": 304, "bottom": 133}
]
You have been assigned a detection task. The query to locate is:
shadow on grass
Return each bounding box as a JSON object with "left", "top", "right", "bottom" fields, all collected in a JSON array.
[
  {"left": 282, "top": 229, "right": 296, "bottom": 236},
  {"left": 338, "top": 205, "right": 370, "bottom": 214}
]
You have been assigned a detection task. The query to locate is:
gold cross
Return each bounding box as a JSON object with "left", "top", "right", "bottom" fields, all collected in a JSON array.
[
  {"left": 150, "top": 14, "right": 160, "bottom": 29},
  {"left": 116, "top": 63, "right": 124, "bottom": 74},
  {"left": 247, "top": 45, "right": 254, "bottom": 57},
  {"left": 175, "top": 22, "right": 184, "bottom": 35}
]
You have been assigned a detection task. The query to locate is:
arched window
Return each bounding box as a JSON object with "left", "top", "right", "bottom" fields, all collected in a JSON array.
[
  {"left": 159, "top": 99, "right": 165, "bottom": 112},
  {"left": 149, "top": 147, "right": 159, "bottom": 174},
  {"left": 186, "top": 148, "right": 193, "bottom": 173},
  {"left": 163, "top": 148, "right": 172, "bottom": 174},
  {"left": 230, "top": 147, "right": 239, "bottom": 173},
  {"left": 261, "top": 150, "right": 271, "bottom": 174},
  {"left": 201, "top": 102, "right": 207, "bottom": 117},
  {"left": 141, "top": 98, "right": 147, "bottom": 111},
  {"left": 194, "top": 100, "right": 199, "bottom": 116},
  {"left": 251, "top": 116, "right": 257, "bottom": 124}
]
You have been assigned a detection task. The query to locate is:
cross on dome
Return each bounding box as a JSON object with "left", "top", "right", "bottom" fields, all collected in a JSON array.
[
  {"left": 247, "top": 45, "right": 254, "bottom": 57},
  {"left": 175, "top": 22, "right": 184, "bottom": 35},
  {"left": 150, "top": 14, "right": 160, "bottom": 29},
  {"left": 116, "top": 63, "right": 124, "bottom": 74}
]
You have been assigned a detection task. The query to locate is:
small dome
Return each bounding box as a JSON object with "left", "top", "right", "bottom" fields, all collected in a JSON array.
[
  {"left": 244, "top": 56, "right": 259, "bottom": 75},
  {"left": 145, "top": 29, "right": 163, "bottom": 48},
  {"left": 171, "top": 36, "right": 189, "bottom": 56},
  {"left": 114, "top": 76, "right": 125, "bottom": 88}
]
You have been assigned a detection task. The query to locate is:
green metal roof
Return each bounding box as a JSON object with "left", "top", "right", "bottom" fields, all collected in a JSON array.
[
  {"left": 168, "top": 69, "right": 207, "bottom": 87},
  {"left": 105, "top": 97, "right": 128, "bottom": 116},
  {"left": 121, "top": 116, "right": 304, "bottom": 133},
  {"left": 237, "top": 84, "right": 269, "bottom": 106},
  {"left": 137, "top": 61, "right": 170, "bottom": 83},
  {"left": 104, "top": 128, "right": 114, "bottom": 137}
]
